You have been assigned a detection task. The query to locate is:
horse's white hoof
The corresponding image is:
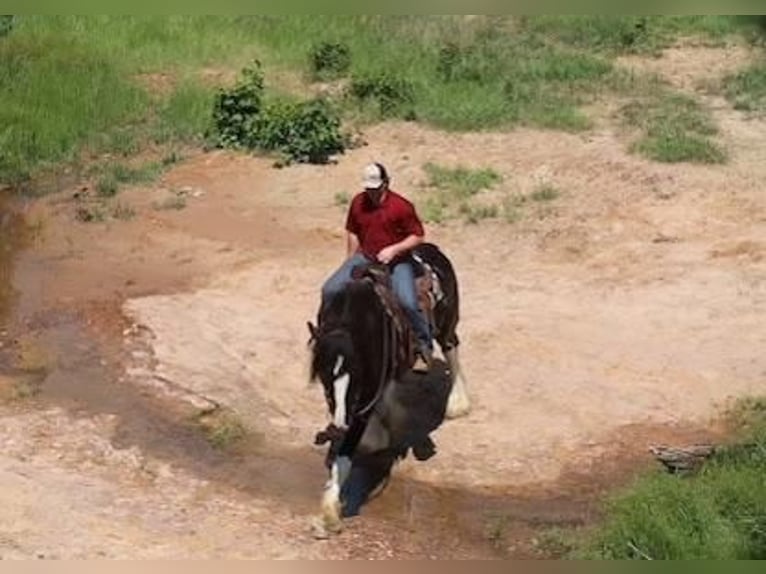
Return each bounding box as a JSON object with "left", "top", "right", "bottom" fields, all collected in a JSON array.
[
  {"left": 446, "top": 396, "right": 471, "bottom": 419},
  {"left": 310, "top": 516, "right": 330, "bottom": 540},
  {"left": 310, "top": 515, "right": 342, "bottom": 539},
  {"left": 319, "top": 500, "right": 344, "bottom": 536}
]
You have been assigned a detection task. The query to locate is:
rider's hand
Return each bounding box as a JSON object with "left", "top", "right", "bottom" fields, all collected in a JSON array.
[{"left": 377, "top": 246, "right": 398, "bottom": 264}]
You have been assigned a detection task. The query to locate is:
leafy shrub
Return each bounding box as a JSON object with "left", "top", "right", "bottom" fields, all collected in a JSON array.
[
  {"left": 0, "top": 15, "right": 14, "bottom": 38},
  {"left": 210, "top": 60, "right": 347, "bottom": 164},
  {"left": 348, "top": 71, "right": 416, "bottom": 118},
  {"left": 252, "top": 98, "right": 346, "bottom": 164},
  {"left": 310, "top": 41, "right": 351, "bottom": 80},
  {"left": 211, "top": 60, "right": 264, "bottom": 148}
]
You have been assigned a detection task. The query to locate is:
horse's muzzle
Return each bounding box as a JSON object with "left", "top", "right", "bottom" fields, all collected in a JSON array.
[{"left": 314, "top": 423, "right": 347, "bottom": 446}]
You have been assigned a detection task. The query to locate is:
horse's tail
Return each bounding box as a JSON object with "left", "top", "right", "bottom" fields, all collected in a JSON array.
[
  {"left": 413, "top": 242, "right": 459, "bottom": 303},
  {"left": 412, "top": 242, "right": 460, "bottom": 350}
]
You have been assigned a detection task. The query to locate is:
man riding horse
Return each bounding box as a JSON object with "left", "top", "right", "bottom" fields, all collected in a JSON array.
[
  {"left": 320, "top": 162, "right": 433, "bottom": 372},
  {"left": 310, "top": 163, "right": 471, "bottom": 531}
]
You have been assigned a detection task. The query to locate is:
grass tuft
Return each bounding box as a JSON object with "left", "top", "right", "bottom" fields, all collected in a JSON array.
[
  {"left": 723, "top": 64, "right": 766, "bottom": 113},
  {"left": 621, "top": 93, "right": 726, "bottom": 164}
]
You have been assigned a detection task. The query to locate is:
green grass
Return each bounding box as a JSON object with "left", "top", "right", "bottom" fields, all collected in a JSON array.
[
  {"left": 575, "top": 398, "right": 766, "bottom": 560},
  {"left": 424, "top": 163, "right": 502, "bottom": 199},
  {"left": 724, "top": 63, "right": 766, "bottom": 113},
  {"left": 621, "top": 93, "right": 726, "bottom": 164},
  {"left": 419, "top": 163, "right": 567, "bottom": 224},
  {"left": 0, "top": 16, "right": 757, "bottom": 186},
  {"left": 92, "top": 160, "right": 166, "bottom": 198},
  {"left": 14, "top": 16, "right": 264, "bottom": 73},
  {"left": 154, "top": 81, "right": 216, "bottom": 143},
  {"left": 421, "top": 163, "right": 503, "bottom": 224},
  {"left": 0, "top": 16, "right": 238, "bottom": 185},
  {"left": 524, "top": 16, "right": 746, "bottom": 56},
  {"left": 0, "top": 33, "right": 147, "bottom": 184}
]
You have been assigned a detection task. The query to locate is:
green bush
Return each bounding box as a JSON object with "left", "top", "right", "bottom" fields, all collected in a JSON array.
[
  {"left": 252, "top": 98, "right": 346, "bottom": 164},
  {"left": 211, "top": 60, "right": 264, "bottom": 149},
  {"left": 210, "top": 60, "right": 346, "bottom": 164},
  {"left": 348, "top": 71, "right": 416, "bottom": 118},
  {"left": 0, "top": 15, "right": 14, "bottom": 38},
  {"left": 310, "top": 41, "right": 351, "bottom": 80}
]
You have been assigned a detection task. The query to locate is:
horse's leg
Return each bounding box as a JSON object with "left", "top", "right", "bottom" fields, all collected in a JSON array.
[
  {"left": 320, "top": 454, "right": 351, "bottom": 533},
  {"left": 341, "top": 454, "right": 395, "bottom": 517},
  {"left": 445, "top": 345, "right": 471, "bottom": 419}
]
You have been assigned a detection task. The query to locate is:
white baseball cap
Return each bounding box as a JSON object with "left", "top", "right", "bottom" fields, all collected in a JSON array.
[{"left": 362, "top": 163, "right": 388, "bottom": 190}]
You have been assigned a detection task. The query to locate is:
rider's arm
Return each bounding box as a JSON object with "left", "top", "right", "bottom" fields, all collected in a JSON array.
[
  {"left": 389, "top": 233, "right": 423, "bottom": 258},
  {"left": 346, "top": 231, "right": 360, "bottom": 258},
  {"left": 387, "top": 199, "right": 425, "bottom": 258}
]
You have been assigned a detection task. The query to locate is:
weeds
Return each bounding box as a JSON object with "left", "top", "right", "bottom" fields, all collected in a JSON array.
[
  {"left": 93, "top": 161, "right": 164, "bottom": 199},
  {"left": 0, "top": 15, "right": 14, "bottom": 38},
  {"left": 153, "top": 194, "right": 187, "bottom": 211},
  {"left": 530, "top": 184, "right": 560, "bottom": 202},
  {"left": 75, "top": 204, "right": 106, "bottom": 223},
  {"left": 420, "top": 163, "right": 503, "bottom": 224},
  {"left": 723, "top": 63, "right": 766, "bottom": 113},
  {"left": 461, "top": 204, "right": 499, "bottom": 224},
  {"left": 348, "top": 71, "right": 416, "bottom": 119},
  {"left": 621, "top": 93, "right": 726, "bottom": 164},
  {"left": 112, "top": 202, "right": 136, "bottom": 220},
  {"left": 310, "top": 41, "right": 351, "bottom": 80},
  {"left": 333, "top": 191, "right": 350, "bottom": 206},
  {"left": 195, "top": 408, "right": 247, "bottom": 450},
  {"left": 423, "top": 163, "right": 502, "bottom": 199},
  {"left": 96, "top": 175, "right": 119, "bottom": 198}
]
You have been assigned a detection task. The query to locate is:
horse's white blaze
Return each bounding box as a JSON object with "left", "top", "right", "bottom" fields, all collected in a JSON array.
[
  {"left": 321, "top": 455, "right": 351, "bottom": 532},
  {"left": 333, "top": 372, "right": 350, "bottom": 428},
  {"left": 445, "top": 347, "right": 471, "bottom": 419},
  {"left": 332, "top": 355, "right": 344, "bottom": 377}
]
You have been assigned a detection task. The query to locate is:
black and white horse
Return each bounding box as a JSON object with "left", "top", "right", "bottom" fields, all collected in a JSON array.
[{"left": 307, "top": 243, "right": 469, "bottom": 533}]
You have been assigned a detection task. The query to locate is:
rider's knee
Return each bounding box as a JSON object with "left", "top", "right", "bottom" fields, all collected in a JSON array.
[{"left": 397, "top": 292, "right": 419, "bottom": 314}]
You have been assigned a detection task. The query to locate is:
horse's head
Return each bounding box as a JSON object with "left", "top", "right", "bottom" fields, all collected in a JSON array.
[
  {"left": 308, "top": 278, "right": 396, "bottom": 431},
  {"left": 308, "top": 320, "right": 358, "bottom": 430}
]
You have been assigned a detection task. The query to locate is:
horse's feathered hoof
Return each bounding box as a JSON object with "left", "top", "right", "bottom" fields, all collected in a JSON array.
[
  {"left": 412, "top": 437, "right": 437, "bottom": 461},
  {"left": 310, "top": 515, "right": 342, "bottom": 539},
  {"left": 446, "top": 386, "right": 471, "bottom": 419}
]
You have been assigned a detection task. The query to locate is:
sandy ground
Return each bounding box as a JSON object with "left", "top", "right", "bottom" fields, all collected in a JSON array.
[{"left": 0, "top": 42, "right": 765, "bottom": 559}]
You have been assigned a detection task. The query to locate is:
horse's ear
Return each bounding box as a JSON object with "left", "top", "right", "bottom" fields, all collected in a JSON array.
[{"left": 307, "top": 321, "right": 318, "bottom": 344}]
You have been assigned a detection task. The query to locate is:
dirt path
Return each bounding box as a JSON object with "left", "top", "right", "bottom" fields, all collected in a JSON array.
[{"left": 1, "top": 44, "right": 765, "bottom": 559}]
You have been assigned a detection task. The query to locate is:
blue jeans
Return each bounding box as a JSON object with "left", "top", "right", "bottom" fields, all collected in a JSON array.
[{"left": 321, "top": 253, "right": 433, "bottom": 353}]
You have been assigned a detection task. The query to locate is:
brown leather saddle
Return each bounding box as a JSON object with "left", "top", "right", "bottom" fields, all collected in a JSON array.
[{"left": 351, "top": 257, "right": 443, "bottom": 366}]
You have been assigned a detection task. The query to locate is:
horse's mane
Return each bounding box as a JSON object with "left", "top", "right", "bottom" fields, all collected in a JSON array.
[{"left": 310, "top": 275, "right": 405, "bottom": 413}]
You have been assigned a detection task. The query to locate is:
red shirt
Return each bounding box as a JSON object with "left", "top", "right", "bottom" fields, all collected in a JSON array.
[{"left": 345, "top": 189, "right": 424, "bottom": 261}]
